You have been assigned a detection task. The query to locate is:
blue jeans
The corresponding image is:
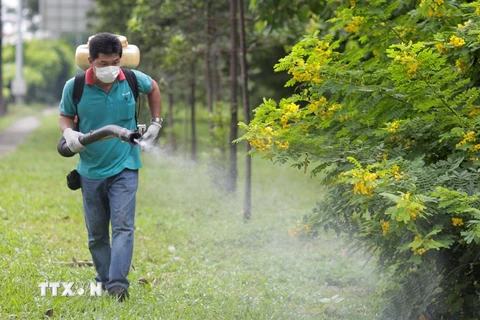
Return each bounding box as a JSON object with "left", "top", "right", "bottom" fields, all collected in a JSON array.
[{"left": 80, "top": 168, "right": 138, "bottom": 290}]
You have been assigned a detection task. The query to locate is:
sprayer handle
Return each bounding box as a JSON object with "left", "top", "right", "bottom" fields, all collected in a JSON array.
[{"left": 57, "top": 136, "right": 76, "bottom": 157}]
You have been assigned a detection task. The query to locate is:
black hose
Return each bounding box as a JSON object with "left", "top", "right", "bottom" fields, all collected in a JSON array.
[{"left": 57, "top": 125, "right": 142, "bottom": 157}]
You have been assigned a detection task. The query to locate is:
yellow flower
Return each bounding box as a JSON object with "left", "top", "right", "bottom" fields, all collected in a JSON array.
[
  {"left": 312, "top": 96, "right": 328, "bottom": 109},
  {"left": 381, "top": 220, "right": 390, "bottom": 236},
  {"left": 328, "top": 103, "right": 342, "bottom": 112},
  {"left": 344, "top": 16, "right": 365, "bottom": 34},
  {"left": 288, "top": 228, "right": 298, "bottom": 238},
  {"left": 452, "top": 217, "right": 464, "bottom": 227},
  {"left": 408, "top": 208, "right": 418, "bottom": 220},
  {"left": 285, "top": 102, "right": 299, "bottom": 114},
  {"left": 388, "top": 121, "right": 400, "bottom": 133},
  {"left": 345, "top": 23, "right": 360, "bottom": 34},
  {"left": 457, "top": 20, "right": 471, "bottom": 31},
  {"left": 290, "top": 68, "right": 313, "bottom": 83},
  {"left": 468, "top": 109, "right": 479, "bottom": 117},
  {"left": 435, "top": 43, "right": 447, "bottom": 54},
  {"left": 411, "top": 235, "right": 428, "bottom": 255},
  {"left": 363, "top": 171, "right": 377, "bottom": 182},
  {"left": 276, "top": 141, "right": 290, "bottom": 150},
  {"left": 448, "top": 35, "right": 466, "bottom": 48},
  {"left": 261, "top": 126, "right": 273, "bottom": 135},
  {"left": 308, "top": 102, "right": 319, "bottom": 113},
  {"left": 391, "top": 164, "right": 403, "bottom": 180},
  {"left": 248, "top": 138, "right": 272, "bottom": 152},
  {"left": 456, "top": 131, "right": 476, "bottom": 148},
  {"left": 416, "top": 248, "right": 426, "bottom": 255},
  {"left": 351, "top": 169, "right": 378, "bottom": 196},
  {"left": 407, "top": 62, "right": 419, "bottom": 78},
  {"left": 353, "top": 182, "right": 369, "bottom": 195},
  {"left": 468, "top": 144, "right": 480, "bottom": 153},
  {"left": 477, "top": 7, "right": 480, "bottom": 16},
  {"left": 455, "top": 60, "right": 468, "bottom": 73}
]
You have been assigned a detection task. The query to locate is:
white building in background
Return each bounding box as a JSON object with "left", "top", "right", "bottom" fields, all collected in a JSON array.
[
  {"left": 39, "top": 0, "right": 96, "bottom": 43},
  {"left": 39, "top": 0, "right": 95, "bottom": 33},
  {"left": 2, "top": 0, "right": 96, "bottom": 44}
]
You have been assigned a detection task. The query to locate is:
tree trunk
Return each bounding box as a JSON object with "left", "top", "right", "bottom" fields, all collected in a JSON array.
[
  {"left": 213, "top": 51, "right": 225, "bottom": 157},
  {"left": 0, "top": 2, "right": 6, "bottom": 116},
  {"left": 167, "top": 88, "right": 175, "bottom": 151},
  {"left": 190, "top": 62, "right": 197, "bottom": 161},
  {"left": 228, "top": 0, "right": 238, "bottom": 193},
  {"left": 205, "top": 0, "right": 214, "bottom": 118},
  {"left": 237, "top": 0, "right": 251, "bottom": 220},
  {"left": 214, "top": 51, "right": 223, "bottom": 104},
  {"left": 183, "top": 90, "right": 189, "bottom": 160}
]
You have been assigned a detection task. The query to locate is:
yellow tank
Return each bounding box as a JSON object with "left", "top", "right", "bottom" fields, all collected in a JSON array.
[{"left": 75, "top": 34, "right": 141, "bottom": 70}]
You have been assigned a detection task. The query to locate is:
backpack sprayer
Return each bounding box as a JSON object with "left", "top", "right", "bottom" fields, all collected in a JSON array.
[
  {"left": 75, "top": 35, "right": 140, "bottom": 71},
  {"left": 57, "top": 34, "right": 145, "bottom": 158}
]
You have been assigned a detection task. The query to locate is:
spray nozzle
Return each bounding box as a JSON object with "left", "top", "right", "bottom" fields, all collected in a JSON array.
[{"left": 137, "top": 124, "right": 147, "bottom": 136}]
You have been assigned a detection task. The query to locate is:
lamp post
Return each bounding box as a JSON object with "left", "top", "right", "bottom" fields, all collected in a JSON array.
[{"left": 11, "top": 0, "right": 26, "bottom": 104}]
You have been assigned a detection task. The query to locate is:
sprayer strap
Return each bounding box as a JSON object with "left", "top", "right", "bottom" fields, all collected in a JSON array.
[
  {"left": 122, "top": 68, "right": 140, "bottom": 123},
  {"left": 72, "top": 72, "right": 86, "bottom": 107}
]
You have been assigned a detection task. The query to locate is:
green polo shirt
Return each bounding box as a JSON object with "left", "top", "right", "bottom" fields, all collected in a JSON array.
[{"left": 59, "top": 68, "right": 153, "bottom": 179}]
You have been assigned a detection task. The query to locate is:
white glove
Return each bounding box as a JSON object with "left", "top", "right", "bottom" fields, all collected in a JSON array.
[
  {"left": 63, "top": 128, "right": 85, "bottom": 153},
  {"left": 140, "top": 122, "right": 161, "bottom": 145}
]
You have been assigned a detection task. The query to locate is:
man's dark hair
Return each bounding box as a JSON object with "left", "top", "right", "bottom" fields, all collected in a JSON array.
[{"left": 88, "top": 32, "right": 123, "bottom": 61}]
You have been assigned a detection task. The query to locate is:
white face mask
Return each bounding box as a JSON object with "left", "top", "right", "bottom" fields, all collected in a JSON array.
[{"left": 94, "top": 66, "right": 120, "bottom": 83}]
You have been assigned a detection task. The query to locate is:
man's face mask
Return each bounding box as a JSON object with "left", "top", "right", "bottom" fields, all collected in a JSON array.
[{"left": 95, "top": 65, "right": 120, "bottom": 84}]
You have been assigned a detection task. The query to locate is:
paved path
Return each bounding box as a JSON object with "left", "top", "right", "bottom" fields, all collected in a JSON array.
[{"left": 0, "top": 108, "right": 56, "bottom": 158}]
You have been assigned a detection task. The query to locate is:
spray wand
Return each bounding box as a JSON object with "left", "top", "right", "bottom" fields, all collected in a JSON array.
[{"left": 57, "top": 124, "right": 142, "bottom": 157}]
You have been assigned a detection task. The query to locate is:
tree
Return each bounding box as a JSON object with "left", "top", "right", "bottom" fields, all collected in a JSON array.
[
  {"left": 91, "top": 0, "right": 138, "bottom": 34},
  {"left": 1, "top": 39, "right": 74, "bottom": 105},
  {"left": 24, "top": 0, "right": 40, "bottom": 33}
]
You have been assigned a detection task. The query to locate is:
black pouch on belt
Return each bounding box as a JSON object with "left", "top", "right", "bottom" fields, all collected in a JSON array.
[{"left": 66, "top": 169, "right": 81, "bottom": 190}]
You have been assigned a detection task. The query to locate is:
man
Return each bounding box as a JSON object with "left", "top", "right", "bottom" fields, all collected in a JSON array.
[{"left": 58, "top": 32, "right": 162, "bottom": 301}]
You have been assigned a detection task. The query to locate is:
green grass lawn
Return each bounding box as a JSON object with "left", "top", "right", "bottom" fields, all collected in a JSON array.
[{"left": 0, "top": 110, "right": 387, "bottom": 319}]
